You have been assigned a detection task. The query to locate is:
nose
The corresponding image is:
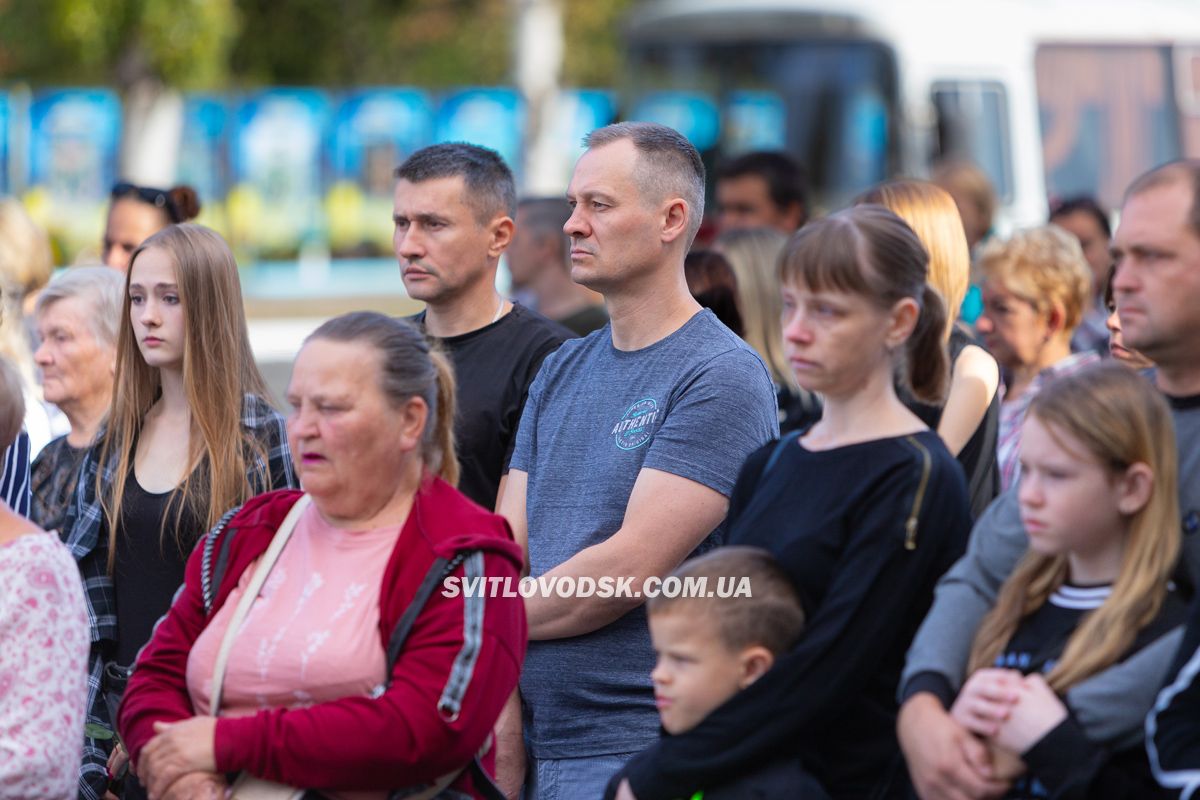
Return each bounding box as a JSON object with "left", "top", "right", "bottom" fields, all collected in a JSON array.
[
  {"left": 975, "top": 313, "right": 994, "bottom": 334},
  {"left": 650, "top": 657, "right": 670, "bottom": 687},
  {"left": 782, "top": 308, "right": 812, "bottom": 346},
  {"left": 1105, "top": 308, "right": 1121, "bottom": 335},
  {"left": 287, "top": 403, "right": 318, "bottom": 442},
  {"left": 563, "top": 205, "right": 589, "bottom": 240},
  {"left": 1111, "top": 260, "right": 1137, "bottom": 296},
  {"left": 396, "top": 225, "right": 424, "bottom": 262},
  {"left": 1017, "top": 471, "right": 1043, "bottom": 510},
  {"left": 138, "top": 297, "right": 160, "bottom": 328},
  {"left": 34, "top": 337, "right": 52, "bottom": 365}
]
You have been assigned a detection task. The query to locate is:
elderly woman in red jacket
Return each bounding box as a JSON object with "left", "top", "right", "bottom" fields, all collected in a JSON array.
[{"left": 117, "top": 312, "right": 526, "bottom": 800}]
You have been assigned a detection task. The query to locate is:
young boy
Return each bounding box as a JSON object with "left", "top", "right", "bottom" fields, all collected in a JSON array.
[{"left": 618, "top": 546, "right": 830, "bottom": 799}]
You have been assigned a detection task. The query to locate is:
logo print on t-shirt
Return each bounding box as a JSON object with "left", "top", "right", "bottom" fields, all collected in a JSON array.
[{"left": 612, "top": 398, "right": 660, "bottom": 450}]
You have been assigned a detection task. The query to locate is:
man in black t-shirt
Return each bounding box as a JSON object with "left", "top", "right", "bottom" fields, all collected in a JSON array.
[{"left": 393, "top": 143, "right": 569, "bottom": 509}]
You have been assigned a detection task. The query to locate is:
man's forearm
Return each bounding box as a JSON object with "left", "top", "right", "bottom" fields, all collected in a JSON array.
[{"left": 525, "top": 549, "right": 648, "bottom": 639}]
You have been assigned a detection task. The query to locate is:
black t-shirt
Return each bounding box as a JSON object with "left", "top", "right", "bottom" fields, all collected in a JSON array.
[
  {"left": 113, "top": 471, "right": 203, "bottom": 667},
  {"left": 557, "top": 303, "right": 609, "bottom": 337},
  {"left": 902, "top": 325, "right": 1000, "bottom": 520},
  {"left": 414, "top": 304, "right": 569, "bottom": 509}
]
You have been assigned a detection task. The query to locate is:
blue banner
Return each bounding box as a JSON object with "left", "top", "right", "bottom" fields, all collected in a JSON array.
[
  {"left": 435, "top": 88, "right": 526, "bottom": 174},
  {"left": 230, "top": 89, "right": 331, "bottom": 253},
  {"left": 29, "top": 89, "right": 121, "bottom": 203}
]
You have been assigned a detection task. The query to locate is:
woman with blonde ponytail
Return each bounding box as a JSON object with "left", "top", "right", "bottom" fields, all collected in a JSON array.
[
  {"left": 117, "top": 312, "right": 525, "bottom": 800},
  {"left": 948, "top": 363, "right": 1186, "bottom": 799}
]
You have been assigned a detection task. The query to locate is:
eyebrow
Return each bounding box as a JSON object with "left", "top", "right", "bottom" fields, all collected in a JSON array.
[
  {"left": 393, "top": 211, "right": 451, "bottom": 225},
  {"left": 567, "top": 189, "right": 618, "bottom": 204},
  {"left": 128, "top": 282, "right": 179, "bottom": 292}
]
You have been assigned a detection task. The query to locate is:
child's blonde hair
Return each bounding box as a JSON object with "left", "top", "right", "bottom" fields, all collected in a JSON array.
[{"left": 967, "top": 363, "right": 1179, "bottom": 691}]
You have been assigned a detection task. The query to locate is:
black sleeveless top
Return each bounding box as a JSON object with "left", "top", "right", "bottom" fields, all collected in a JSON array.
[{"left": 902, "top": 325, "right": 1000, "bottom": 520}]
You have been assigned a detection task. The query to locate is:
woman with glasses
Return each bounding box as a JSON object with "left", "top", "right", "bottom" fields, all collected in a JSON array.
[
  {"left": 974, "top": 226, "right": 1098, "bottom": 490},
  {"left": 102, "top": 183, "right": 201, "bottom": 272}
]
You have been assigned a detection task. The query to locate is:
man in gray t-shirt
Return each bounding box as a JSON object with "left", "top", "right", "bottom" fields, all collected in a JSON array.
[{"left": 497, "top": 123, "right": 778, "bottom": 800}]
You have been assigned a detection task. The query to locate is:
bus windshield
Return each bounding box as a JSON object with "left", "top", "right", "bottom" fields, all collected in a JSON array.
[{"left": 624, "top": 37, "right": 898, "bottom": 210}]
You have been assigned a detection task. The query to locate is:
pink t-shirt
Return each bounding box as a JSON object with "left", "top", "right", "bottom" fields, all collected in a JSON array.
[{"left": 187, "top": 503, "right": 400, "bottom": 796}]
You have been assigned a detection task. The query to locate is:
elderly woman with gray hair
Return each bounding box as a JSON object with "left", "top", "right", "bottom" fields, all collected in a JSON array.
[{"left": 31, "top": 266, "right": 125, "bottom": 534}]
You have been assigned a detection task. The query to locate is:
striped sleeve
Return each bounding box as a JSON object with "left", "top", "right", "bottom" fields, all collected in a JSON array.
[
  {"left": 1147, "top": 602, "right": 1200, "bottom": 799},
  {"left": 1, "top": 432, "right": 32, "bottom": 517}
]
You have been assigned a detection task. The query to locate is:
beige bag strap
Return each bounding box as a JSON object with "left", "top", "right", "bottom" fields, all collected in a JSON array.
[{"left": 210, "top": 493, "right": 311, "bottom": 714}]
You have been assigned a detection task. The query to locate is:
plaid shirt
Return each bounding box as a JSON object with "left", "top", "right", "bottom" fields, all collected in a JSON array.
[{"left": 63, "top": 394, "right": 296, "bottom": 799}]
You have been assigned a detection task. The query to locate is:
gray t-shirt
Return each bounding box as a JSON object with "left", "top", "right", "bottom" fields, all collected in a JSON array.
[{"left": 510, "top": 309, "right": 779, "bottom": 758}]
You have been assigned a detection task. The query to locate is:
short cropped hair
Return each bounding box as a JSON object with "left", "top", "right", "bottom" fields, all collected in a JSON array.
[
  {"left": 584, "top": 122, "right": 706, "bottom": 245},
  {"left": 0, "top": 356, "right": 24, "bottom": 450},
  {"left": 979, "top": 225, "right": 1093, "bottom": 332},
  {"left": 517, "top": 197, "right": 572, "bottom": 266},
  {"left": 1124, "top": 159, "right": 1200, "bottom": 239},
  {"left": 395, "top": 143, "right": 516, "bottom": 224},
  {"left": 647, "top": 546, "right": 804, "bottom": 656},
  {"left": 35, "top": 266, "right": 125, "bottom": 349},
  {"left": 717, "top": 151, "right": 810, "bottom": 226}
]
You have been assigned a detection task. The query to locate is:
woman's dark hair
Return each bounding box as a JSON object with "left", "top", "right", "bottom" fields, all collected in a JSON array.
[
  {"left": 110, "top": 182, "right": 202, "bottom": 224},
  {"left": 1049, "top": 195, "right": 1112, "bottom": 239},
  {"left": 685, "top": 250, "right": 744, "bottom": 336},
  {"left": 779, "top": 205, "right": 950, "bottom": 402},
  {"left": 306, "top": 312, "right": 458, "bottom": 485}
]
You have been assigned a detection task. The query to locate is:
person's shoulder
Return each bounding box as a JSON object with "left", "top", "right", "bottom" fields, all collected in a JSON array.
[
  {"left": 241, "top": 393, "right": 285, "bottom": 423},
  {"left": 506, "top": 303, "right": 574, "bottom": 346},
  {"left": 31, "top": 433, "right": 71, "bottom": 469},
  {"left": 413, "top": 477, "right": 523, "bottom": 563},
  {"left": 1, "top": 530, "right": 76, "bottom": 579}
]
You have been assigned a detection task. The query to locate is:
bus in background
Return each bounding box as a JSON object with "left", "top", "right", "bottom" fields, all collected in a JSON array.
[{"left": 621, "top": 0, "right": 1200, "bottom": 226}]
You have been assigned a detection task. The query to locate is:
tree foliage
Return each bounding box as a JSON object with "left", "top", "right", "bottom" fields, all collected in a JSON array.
[
  {"left": 0, "top": 0, "right": 237, "bottom": 89},
  {"left": 0, "top": 0, "right": 635, "bottom": 89}
]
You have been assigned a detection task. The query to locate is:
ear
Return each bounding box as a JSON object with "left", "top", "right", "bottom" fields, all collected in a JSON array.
[
  {"left": 487, "top": 215, "right": 515, "bottom": 259},
  {"left": 885, "top": 297, "right": 921, "bottom": 350},
  {"left": 397, "top": 395, "right": 430, "bottom": 455},
  {"left": 1115, "top": 461, "right": 1154, "bottom": 516},
  {"left": 737, "top": 645, "right": 775, "bottom": 689},
  {"left": 782, "top": 201, "right": 806, "bottom": 231},
  {"left": 660, "top": 198, "right": 691, "bottom": 245},
  {"left": 1044, "top": 301, "right": 1066, "bottom": 335}
]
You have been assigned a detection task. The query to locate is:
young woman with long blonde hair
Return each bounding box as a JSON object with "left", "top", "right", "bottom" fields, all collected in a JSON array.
[
  {"left": 947, "top": 363, "right": 1186, "bottom": 798},
  {"left": 63, "top": 223, "right": 297, "bottom": 800}
]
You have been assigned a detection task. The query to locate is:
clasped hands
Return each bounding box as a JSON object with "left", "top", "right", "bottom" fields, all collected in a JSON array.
[
  {"left": 949, "top": 668, "right": 1068, "bottom": 779},
  {"left": 135, "top": 716, "right": 225, "bottom": 800}
]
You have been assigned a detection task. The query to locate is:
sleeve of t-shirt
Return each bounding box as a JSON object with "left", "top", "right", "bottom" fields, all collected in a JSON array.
[
  {"left": 641, "top": 349, "right": 779, "bottom": 497},
  {"left": 502, "top": 332, "right": 564, "bottom": 472},
  {"left": 507, "top": 348, "right": 551, "bottom": 476}
]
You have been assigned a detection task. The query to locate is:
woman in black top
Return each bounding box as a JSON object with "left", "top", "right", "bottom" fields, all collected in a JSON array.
[
  {"left": 63, "top": 224, "right": 296, "bottom": 800},
  {"left": 858, "top": 180, "right": 1001, "bottom": 519},
  {"left": 947, "top": 364, "right": 1186, "bottom": 799},
  {"left": 615, "top": 206, "right": 973, "bottom": 799}
]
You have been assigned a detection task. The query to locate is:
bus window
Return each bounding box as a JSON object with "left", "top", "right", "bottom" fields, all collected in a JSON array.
[
  {"left": 1036, "top": 45, "right": 1182, "bottom": 210},
  {"left": 932, "top": 81, "right": 1013, "bottom": 203},
  {"left": 624, "top": 38, "right": 898, "bottom": 209}
]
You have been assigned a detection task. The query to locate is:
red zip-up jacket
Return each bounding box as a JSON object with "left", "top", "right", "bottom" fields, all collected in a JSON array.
[{"left": 118, "top": 477, "right": 526, "bottom": 797}]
